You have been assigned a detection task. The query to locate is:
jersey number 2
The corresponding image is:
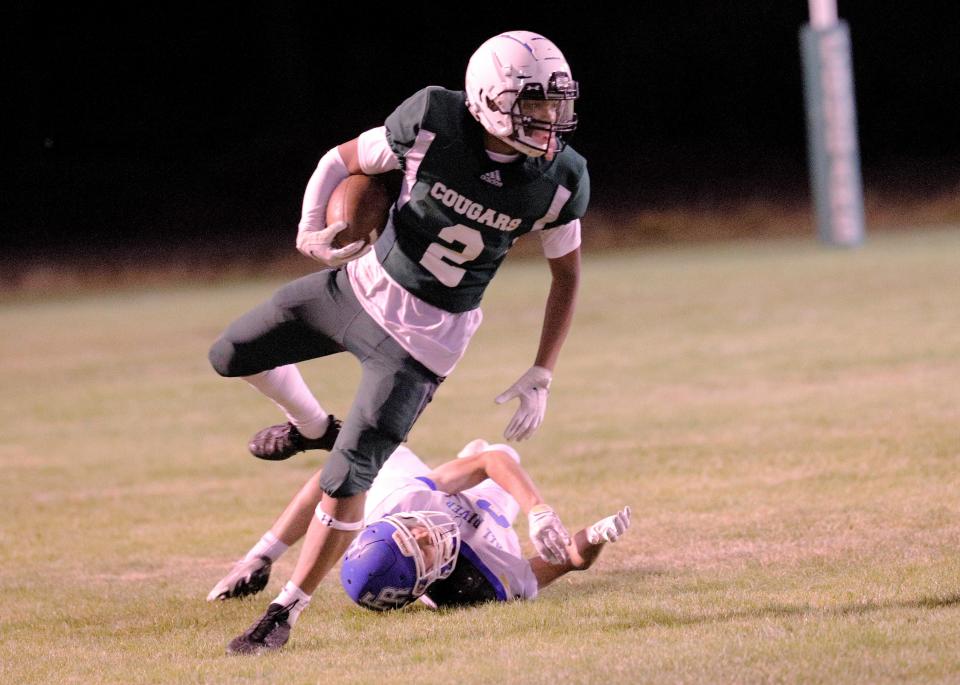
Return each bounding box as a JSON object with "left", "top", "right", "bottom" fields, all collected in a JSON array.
[{"left": 419, "top": 225, "right": 484, "bottom": 287}]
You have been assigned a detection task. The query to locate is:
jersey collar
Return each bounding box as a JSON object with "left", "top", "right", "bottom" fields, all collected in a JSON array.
[{"left": 484, "top": 149, "right": 521, "bottom": 164}]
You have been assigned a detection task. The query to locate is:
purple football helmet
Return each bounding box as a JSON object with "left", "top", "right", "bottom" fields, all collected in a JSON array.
[{"left": 341, "top": 511, "right": 461, "bottom": 611}]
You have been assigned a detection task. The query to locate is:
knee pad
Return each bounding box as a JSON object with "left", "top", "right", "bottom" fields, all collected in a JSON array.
[
  {"left": 209, "top": 336, "right": 266, "bottom": 377},
  {"left": 320, "top": 450, "right": 369, "bottom": 498},
  {"left": 208, "top": 337, "right": 236, "bottom": 377}
]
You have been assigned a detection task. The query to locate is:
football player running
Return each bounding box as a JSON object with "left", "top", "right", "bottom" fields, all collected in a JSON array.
[
  {"left": 211, "top": 438, "right": 631, "bottom": 654},
  {"left": 207, "top": 31, "right": 589, "bottom": 653}
]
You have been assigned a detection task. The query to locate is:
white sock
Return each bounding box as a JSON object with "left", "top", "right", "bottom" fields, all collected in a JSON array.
[
  {"left": 273, "top": 581, "right": 311, "bottom": 625},
  {"left": 244, "top": 365, "right": 329, "bottom": 438},
  {"left": 245, "top": 531, "right": 289, "bottom": 562}
]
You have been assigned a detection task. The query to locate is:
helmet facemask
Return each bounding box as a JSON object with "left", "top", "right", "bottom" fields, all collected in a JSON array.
[
  {"left": 384, "top": 511, "right": 461, "bottom": 596},
  {"left": 504, "top": 75, "right": 578, "bottom": 159}
]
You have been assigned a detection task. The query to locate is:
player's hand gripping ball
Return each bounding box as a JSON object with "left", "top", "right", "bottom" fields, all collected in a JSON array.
[{"left": 326, "top": 174, "right": 391, "bottom": 249}]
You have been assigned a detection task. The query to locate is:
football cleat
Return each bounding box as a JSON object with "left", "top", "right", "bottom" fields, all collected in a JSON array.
[
  {"left": 248, "top": 415, "right": 341, "bottom": 461},
  {"left": 226, "top": 601, "right": 296, "bottom": 655},
  {"left": 207, "top": 555, "right": 272, "bottom": 601}
]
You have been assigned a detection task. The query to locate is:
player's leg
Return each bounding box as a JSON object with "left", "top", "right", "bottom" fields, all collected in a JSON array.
[
  {"left": 286, "top": 491, "right": 366, "bottom": 595},
  {"left": 270, "top": 470, "right": 326, "bottom": 543},
  {"left": 209, "top": 270, "right": 355, "bottom": 459},
  {"left": 227, "top": 327, "right": 443, "bottom": 654},
  {"left": 213, "top": 442, "right": 432, "bottom": 602},
  {"left": 207, "top": 467, "right": 326, "bottom": 601},
  {"left": 225, "top": 490, "right": 366, "bottom": 655},
  {"left": 290, "top": 343, "right": 443, "bottom": 594}
]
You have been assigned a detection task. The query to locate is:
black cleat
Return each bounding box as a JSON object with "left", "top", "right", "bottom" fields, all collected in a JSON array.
[
  {"left": 226, "top": 601, "right": 296, "bottom": 655},
  {"left": 207, "top": 555, "right": 272, "bottom": 601},
  {"left": 248, "top": 415, "right": 341, "bottom": 461}
]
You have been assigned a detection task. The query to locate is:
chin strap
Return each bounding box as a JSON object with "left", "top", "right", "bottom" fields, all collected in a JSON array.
[{"left": 315, "top": 508, "right": 365, "bottom": 531}]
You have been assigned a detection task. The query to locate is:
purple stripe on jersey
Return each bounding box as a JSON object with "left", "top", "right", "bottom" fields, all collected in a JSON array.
[
  {"left": 415, "top": 476, "right": 438, "bottom": 491},
  {"left": 459, "top": 541, "right": 507, "bottom": 601}
]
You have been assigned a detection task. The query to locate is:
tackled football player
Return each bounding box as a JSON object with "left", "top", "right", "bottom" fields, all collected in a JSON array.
[
  {"left": 207, "top": 31, "right": 590, "bottom": 653},
  {"left": 212, "top": 439, "right": 630, "bottom": 653}
]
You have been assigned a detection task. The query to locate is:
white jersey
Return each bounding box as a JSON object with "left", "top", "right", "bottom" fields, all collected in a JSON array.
[{"left": 363, "top": 445, "right": 539, "bottom": 601}]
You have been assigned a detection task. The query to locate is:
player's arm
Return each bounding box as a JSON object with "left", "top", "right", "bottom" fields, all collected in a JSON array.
[
  {"left": 336, "top": 138, "right": 363, "bottom": 174},
  {"left": 529, "top": 506, "right": 631, "bottom": 590},
  {"left": 495, "top": 245, "right": 580, "bottom": 441},
  {"left": 426, "top": 448, "right": 544, "bottom": 513},
  {"left": 536, "top": 246, "right": 581, "bottom": 371},
  {"left": 296, "top": 130, "right": 399, "bottom": 266},
  {"left": 426, "top": 448, "right": 572, "bottom": 564}
]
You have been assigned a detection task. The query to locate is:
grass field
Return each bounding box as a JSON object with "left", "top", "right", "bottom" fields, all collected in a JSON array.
[{"left": 2, "top": 227, "right": 959, "bottom": 684}]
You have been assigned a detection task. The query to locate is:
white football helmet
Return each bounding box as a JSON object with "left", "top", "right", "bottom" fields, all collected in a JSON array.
[{"left": 465, "top": 30, "right": 579, "bottom": 158}]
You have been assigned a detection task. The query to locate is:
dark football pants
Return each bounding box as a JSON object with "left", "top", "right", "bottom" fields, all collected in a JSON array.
[{"left": 208, "top": 268, "right": 443, "bottom": 498}]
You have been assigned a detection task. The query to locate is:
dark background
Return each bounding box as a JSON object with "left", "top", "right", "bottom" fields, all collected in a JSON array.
[{"left": 4, "top": 2, "right": 959, "bottom": 261}]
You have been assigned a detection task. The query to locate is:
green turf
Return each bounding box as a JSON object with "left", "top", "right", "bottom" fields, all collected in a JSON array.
[{"left": 2, "top": 227, "right": 959, "bottom": 683}]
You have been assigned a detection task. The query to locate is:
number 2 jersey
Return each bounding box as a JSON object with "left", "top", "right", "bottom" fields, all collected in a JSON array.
[
  {"left": 344, "top": 86, "right": 590, "bottom": 376},
  {"left": 363, "top": 444, "right": 539, "bottom": 603}
]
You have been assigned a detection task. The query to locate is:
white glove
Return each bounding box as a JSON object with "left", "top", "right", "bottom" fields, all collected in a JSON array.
[
  {"left": 528, "top": 504, "right": 571, "bottom": 565},
  {"left": 296, "top": 221, "right": 371, "bottom": 268},
  {"left": 495, "top": 365, "right": 552, "bottom": 441},
  {"left": 586, "top": 506, "right": 632, "bottom": 545},
  {"left": 206, "top": 555, "right": 272, "bottom": 601}
]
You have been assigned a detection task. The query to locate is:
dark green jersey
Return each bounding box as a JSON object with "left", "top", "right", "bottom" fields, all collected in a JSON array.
[{"left": 374, "top": 86, "right": 590, "bottom": 313}]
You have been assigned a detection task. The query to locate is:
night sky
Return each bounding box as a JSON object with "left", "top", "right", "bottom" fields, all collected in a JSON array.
[{"left": 5, "top": 2, "right": 959, "bottom": 256}]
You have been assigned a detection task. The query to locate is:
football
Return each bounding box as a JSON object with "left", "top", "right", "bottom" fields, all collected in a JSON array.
[{"left": 326, "top": 174, "right": 392, "bottom": 249}]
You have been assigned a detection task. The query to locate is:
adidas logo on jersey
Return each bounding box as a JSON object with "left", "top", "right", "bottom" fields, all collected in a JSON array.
[{"left": 480, "top": 170, "right": 503, "bottom": 187}]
